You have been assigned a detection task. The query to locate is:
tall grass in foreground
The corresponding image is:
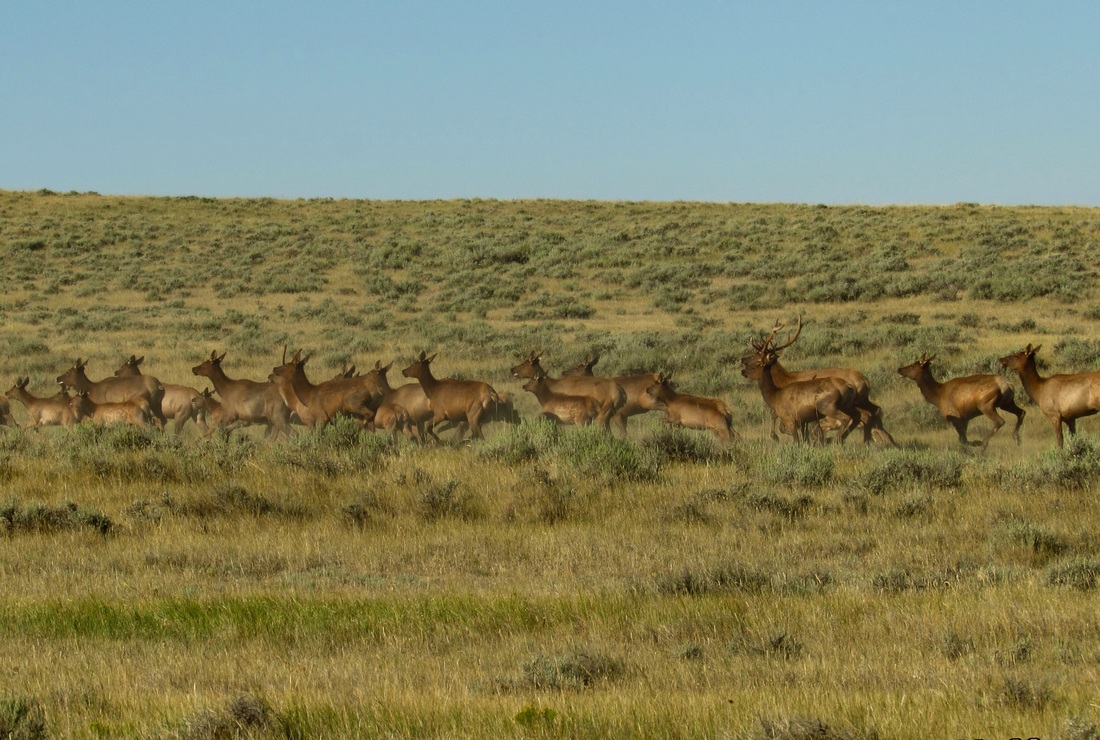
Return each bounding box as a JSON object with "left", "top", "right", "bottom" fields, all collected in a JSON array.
[{"left": 0, "top": 422, "right": 1099, "bottom": 735}]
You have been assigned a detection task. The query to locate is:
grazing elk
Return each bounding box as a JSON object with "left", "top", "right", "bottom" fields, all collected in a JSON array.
[
  {"left": 561, "top": 353, "right": 662, "bottom": 434},
  {"left": 746, "top": 317, "right": 896, "bottom": 446},
  {"left": 57, "top": 358, "right": 167, "bottom": 429},
  {"left": 402, "top": 352, "right": 500, "bottom": 441},
  {"left": 69, "top": 389, "right": 154, "bottom": 428},
  {"left": 638, "top": 373, "right": 738, "bottom": 444},
  {"left": 999, "top": 343, "right": 1100, "bottom": 448},
  {"left": 191, "top": 350, "right": 294, "bottom": 440},
  {"left": 898, "top": 353, "right": 1025, "bottom": 447},
  {"left": 741, "top": 349, "right": 858, "bottom": 444},
  {"left": 269, "top": 350, "right": 376, "bottom": 429},
  {"left": 511, "top": 353, "right": 626, "bottom": 432},
  {"left": 521, "top": 371, "right": 601, "bottom": 427},
  {"left": 6, "top": 378, "right": 76, "bottom": 430},
  {"left": 114, "top": 355, "right": 206, "bottom": 435}
]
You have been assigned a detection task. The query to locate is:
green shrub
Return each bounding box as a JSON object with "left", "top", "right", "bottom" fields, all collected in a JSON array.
[
  {"left": 758, "top": 445, "right": 834, "bottom": 487},
  {"left": 855, "top": 449, "right": 963, "bottom": 494}
]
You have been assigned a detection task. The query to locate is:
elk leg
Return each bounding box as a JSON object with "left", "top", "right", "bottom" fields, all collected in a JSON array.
[
  {"left": 948, "top": 417, "right": 971, "bottom": 446},
  {"left": 1051, "top": 416, "right": 1066, "bottom": 448},
  {"left": 999, "top": 398, "right": 1026, "bottom": 445}
]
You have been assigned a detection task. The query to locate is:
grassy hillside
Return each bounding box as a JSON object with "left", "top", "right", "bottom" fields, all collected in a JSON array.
[{"left": 1, "top": 190, "right": 1100, "bottom": 737}]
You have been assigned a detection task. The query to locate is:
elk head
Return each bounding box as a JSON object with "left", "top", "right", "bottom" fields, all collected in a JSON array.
[
  {"left": 402, "top": 351, "right": 437, "bottom": 380},
  {"left": 192, "top": 350, "right": 227, "bottom": 377},
  {"left": 114, "top": 355, "right": 144, "bottom": 377},
  {"left": 998, "top": 344, "right": 1040, "bottom": 372},
  {"left": 897, "top": 353, "right": 936, "bottom": 380},
  {"left": 510, "top": 352, "right": 543, "bottom": 379},
  {"left": 56, "top": 358, "right": 89, "bottom": 388}
]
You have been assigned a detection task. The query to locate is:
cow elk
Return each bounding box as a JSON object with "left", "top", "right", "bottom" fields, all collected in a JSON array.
[
  {"left": 898, "top": 353, "right": 1025, "bottom": 448},
  {"left": 638, "top": 373, "right": 738, "bottom": 444},
  {"left": 269, "top": 350, "right": 376, "bottom": 429},
  {"left": 6, "top": 378, "right": 74, "bottom": 430},
  {"left": 57, "top": 358, "right": 167, "bottom": 429},
  {"left": 402, "top": 352, "right": 500, "bottom": 441},
  {"left": 511, "top": 353, "right": 625, "bottom": 432},
  {"left": 746, "top": 317, "right": 896, "bottom": 446},
  {"left": 114, "top": 355, "right": 206, "bottom": 435},
  {"left": 521, "top": 371, "right": 601, "bottom": 427},
  {"left": 191, "top": 350, "right": 294, "bottom": 440},
  {"left": 999, "top": 343, "right": 1100, "bottom": 448},
  {"left": 561, "top": 353, "right": 662, "bottom": 434}
]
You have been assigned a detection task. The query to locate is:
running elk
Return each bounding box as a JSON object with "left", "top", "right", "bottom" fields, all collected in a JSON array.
[
  {"left": 521, "top": 371, "right": 600, "bottom": 427},
  {"left": 898, "top": 353, "right": 1025, "bottom": 447},
  {"left": 511, "top": 353, "right": 625, "bottom": 432},
  {"left": 57, "top": 358, "right": 167, "bottom": 428},
  {"left": 69, "top": 389, "right": 154, "bottom": 428},
  {"left": 402, "top": 352, "right": 500, "bottom": 441},
  {"left": 191, "top": 351, "right": 294, "bottom": 440},
  {"left": 6, "top": 378, "right": 73, "bottom": 429},
  {"left": 269, "top": 350, "right": 376, "bottom": 429},
  {"left": 741, "top": 349, "right": 858, "bottom": 444},
  {"left": 638, "top": 373, "right": 737, "bottom": 443},
  {"left": 746, "top": 317, "right": 895, "bottom": 446},
  {"left": 561, "top": 353, "right": 661, "bottom": 434},
  {"left": 999, "top": 343, "right": 1100, "bottom": 448},
  {"left": 114, "top": 355, "right": 206, "bottom": 434}
]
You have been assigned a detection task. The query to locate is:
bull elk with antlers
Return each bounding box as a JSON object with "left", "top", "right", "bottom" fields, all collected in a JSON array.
[
  {"left": 745, "top": 317, "right": 895, "bottom": 446},
  {"left": 897, "top": 353, "right": 1024, "bottom": 447},
  {"left": 638, "top": 373, "right": 737, "bottom": 443},
  {"left": 741, "top": 348, "right": 858, "bottom": 444},
  {"left": 999, "top": 343, "right": 1100, "bottom": 448}
]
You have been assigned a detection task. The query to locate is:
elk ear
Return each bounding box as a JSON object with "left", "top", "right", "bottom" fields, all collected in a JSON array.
[
  {"left": 1032, "top": 344, "right": 1041, "bottom": 354},
  {"left": 418, "top": 351, "right": 427, "bottom": 361},
  {"left": 426, "top": 353, "right": 437, "bottom": 364},
  {"left": 134, "top": 356, "right": 145, "bottom": 366},
  {"left": 382, "top": 361, "right": 393, "bottom": 373},
  {"left": 217, "top": 351, "right": 227, "bottom": 362}
]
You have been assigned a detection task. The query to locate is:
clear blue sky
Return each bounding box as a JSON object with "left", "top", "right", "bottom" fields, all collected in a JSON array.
[{"left": 2, "top": 2, "right": 1098, "bottom": 205}]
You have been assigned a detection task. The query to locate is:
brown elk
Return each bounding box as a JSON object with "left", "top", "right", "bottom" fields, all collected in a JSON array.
[
  {"left": 402, "top": 352, "right": 500, "bottom": 441},
  {"left": 360, "top": 360, "right": 441, "bottom": 443},
  {"left": 269, "top": 350, "right": 376, "bottom": 429},
  {"left": 999, "top": 343, "right": 1100, "bottom": 448},
  {"left": 561, "top": 353, "right": 661, "bottom": 434},
  {"left": 57, "top": 358, "right": 167, "bottom": 429},
  {"left": 521, "top": 371, "right": 601, "bottom": 427},
  {"left": 371, "top": 401, "right": 419, "bottom": 442},
  {"left": 0, "top": 393, "right": 17, "bottom": 429},
  {"left": 746, "top": 317, "right": 895, "bottom": 446},
  {"left": 741, "top": 349, "right": 858, "bottom": 444},
  {"left": 638, "top": 373, "right": 738, "bottom": 444},
  {"left": 191, "top": 350, "right": 294, "bottom": 440},
  {"left": 898, "top": 353, "right": 1025, "bottom": 447},
  {"left": 6, "top": 378, "right": 74, "bottom": 429},
  {"left": 511, "top": 353, "right": 626, "bottom": 432},
  {"left": 69, "top": 389, "right": 154, "bottom": 428},
  {"left": 113, "top": 355, "right": 206, "bottom": 435}
]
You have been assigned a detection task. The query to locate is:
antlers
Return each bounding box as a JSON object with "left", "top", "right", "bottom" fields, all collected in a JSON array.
[{"left": 749, "top": 314, "right": 803, "bottom": 355}]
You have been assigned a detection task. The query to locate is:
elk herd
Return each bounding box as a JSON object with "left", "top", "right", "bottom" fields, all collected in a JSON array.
[{"left": 0, "top": 321, "right": 1098, "bottom": 451}]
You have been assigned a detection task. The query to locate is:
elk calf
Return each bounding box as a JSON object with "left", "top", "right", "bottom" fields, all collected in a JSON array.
[
  {"left": 898, "top": 353, "right": 1024, "bottom": 447},
  {"left": 521, "top": 373, "right": 600, "bottom": 427},
  {"left": 638, "top": 373, "right": 738, "bottom": 443},
  {"left": 6, "top": 378, "right": 75, "bottom": 430},
  {"left": 70, "top": 390, "right": 153, "bottom": 428}
]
